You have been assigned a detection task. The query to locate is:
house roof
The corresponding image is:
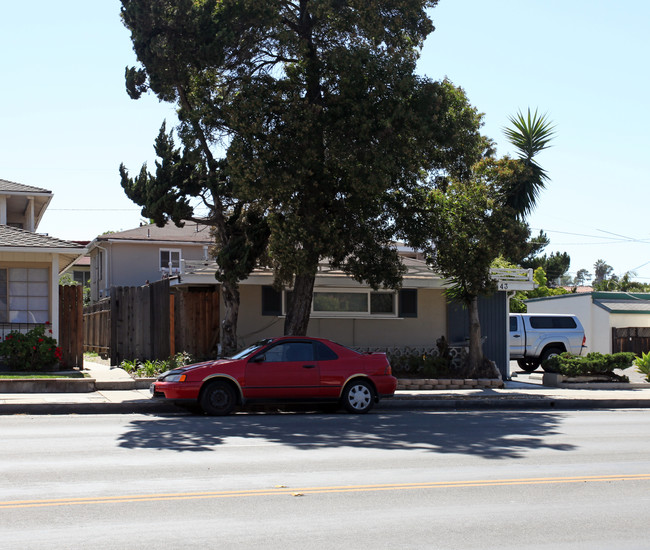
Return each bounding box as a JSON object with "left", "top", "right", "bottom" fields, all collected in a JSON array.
[
  {"left": 591, "top": 292, "right": 650, "bottom": 314},
  {"left": 0, "top": 178, "right": 53, "bottom": 230},
  {"left": 92, "top": 221, "right": 213, "bottom": 245},
  {"left": 526, "top": 290, "right": 650, "bottom": 315},
  {"left": 0, "top": 179, "right": 51, "bottom": 195},
  {"left": 0, "top": 225, "right": 86, "bottom": 273},
  {"left": 0, "top": 225, "right": 81, "bottom": 249},
  {"left": 173, "top": 256, "right": 536, "bottom": 291}
]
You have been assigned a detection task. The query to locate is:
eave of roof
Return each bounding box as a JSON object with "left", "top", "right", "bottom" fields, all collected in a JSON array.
[
  {"left": 0, "top": 178, "right": 52, "bottom": 195},
  {"left": 0, "top": 225, "right": 84, "bottom": 250},
  {"left": 89, "top": 221, "right": 214, "bottom": 248}
]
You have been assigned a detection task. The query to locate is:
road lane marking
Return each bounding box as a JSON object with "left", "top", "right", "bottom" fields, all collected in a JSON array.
[{"left": 2, "top": 474, "right": 649, "bottom": 509}]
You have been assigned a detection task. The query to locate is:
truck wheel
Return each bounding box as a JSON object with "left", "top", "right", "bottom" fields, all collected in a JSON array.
[
  {"left": 517, "top": 359, "right": 539, "bottom": 373},
  {"left": 540, "top": 348, "right": 563, "bottom": 373}
]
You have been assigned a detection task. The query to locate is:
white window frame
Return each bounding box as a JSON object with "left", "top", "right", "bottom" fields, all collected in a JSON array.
[
  {"left": 285, "top": 288, "right": 398, "bottom": 318},
  {"left": 4, "top": 267, "right": 50, "bottom": 324},
  {"left": 160, "top": 248, "right": 182, "bottom": 274}
]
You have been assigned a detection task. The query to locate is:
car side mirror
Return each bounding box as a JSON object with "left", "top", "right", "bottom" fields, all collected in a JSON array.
[{"left": 251, "top": 354, "right": 265, "bottom": 363}]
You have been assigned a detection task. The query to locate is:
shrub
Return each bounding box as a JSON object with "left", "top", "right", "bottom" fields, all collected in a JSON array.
[
  {"left": 387, "top": 343, "right": 454, "bottom": 378},
  {"left": 0, "top": 324, "right": 62, "bottom": 371},
  {"left": 543, "top": 352, "right": 635, "bottom": 378},
  {"left": 119, "top": 352, "right": 194, "bottom": 378},
  {"left": 634, "top": 352, "right": 650, "bottom": 382}
]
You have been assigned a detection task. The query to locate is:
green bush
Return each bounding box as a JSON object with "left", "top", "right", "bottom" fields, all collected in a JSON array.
[
  {"left": 119, "top": 352, "right": 194, "bottom": 378},
  {"left": 634, "top": 352, "right": 650, "bottom": 382},
  {"left": 388, "top": 345, "right": 454, "bottom": 379},
  {"left": 0, "top": 324, "right": 62, "bottom": 371},
  {"left": 543, "top": 352, "right": 635, "bottom": 378}
]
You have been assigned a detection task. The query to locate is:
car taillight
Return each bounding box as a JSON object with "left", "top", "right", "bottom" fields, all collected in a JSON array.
[
  {"left": 385, "top": 362, "right": 392, "bottom": 375},
  {"left": 582, "top": 336, "right": 586, "bottom": 347}
]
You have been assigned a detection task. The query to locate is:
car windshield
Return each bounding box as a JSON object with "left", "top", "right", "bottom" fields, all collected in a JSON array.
[{"left": 229, "top": 340, "right": 272, "bottom": 360}]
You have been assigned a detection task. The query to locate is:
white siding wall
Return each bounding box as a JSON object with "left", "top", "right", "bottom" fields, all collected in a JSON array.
[{"left": 591, "top": 306, "right": 612, "bottom": 353}]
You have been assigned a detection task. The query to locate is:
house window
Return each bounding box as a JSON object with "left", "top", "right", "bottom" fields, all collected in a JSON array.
[
  {"left": 398, "top": 289, "right": 418, "bottom": 318},
  {"left": 0, "top": 269, "right": 7, "bottom": 322},
  {"left": 160, "top": 249, "right": 181, "bottom": 274},
  {"left": 261, "top": 286, "right": 282, "bottom": 316},
  {"left": 261, "top": 286, "right": 407, "bottom": 317},
  {"left": 5, "top": 267, "right": 49, "bottom": 324},
  {"left": 97, "top": 250, "right": 104, "bottom": 281},
  {"left": 73, "top": 270, "right": 90, "bottom": 287}
]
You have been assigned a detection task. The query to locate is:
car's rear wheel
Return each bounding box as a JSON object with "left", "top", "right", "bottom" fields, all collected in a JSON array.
[
  {"left": 200, "top": 380, "right": 236, "bottom": 416},
  {"left": 517, "top": 358, "right": 539, "bottom": 373},
  {"left": 342, "top": 379, "right": 375, "bottom": 414}
]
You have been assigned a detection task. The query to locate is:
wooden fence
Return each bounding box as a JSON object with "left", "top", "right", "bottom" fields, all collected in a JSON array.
[
  {"left": 83, "top": 280, "right": 220, "bottom": 365},
  {"left": 612, "top": 327, "right": 650, "bottom": 355},
  {"left": 83, "top": 298, "right": 111, "bottom": 356},
  {"left": 172, "top": 287, "right": 220, "bottom": 359},
  {"left": 59, "top": 285, "right": 84, "bottom": 368}
]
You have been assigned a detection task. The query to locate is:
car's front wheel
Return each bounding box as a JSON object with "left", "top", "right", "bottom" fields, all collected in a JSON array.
[
  {"left": 199, "top": 380, "right": 237, "bottom": 416},
  {"left": 342, "top": 379, "right": 375, "bottom": 414}
]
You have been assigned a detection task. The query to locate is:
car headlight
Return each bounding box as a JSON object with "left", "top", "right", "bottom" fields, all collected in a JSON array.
[{"left": 163, "top": 373, "right": 187, "bottom": 383}]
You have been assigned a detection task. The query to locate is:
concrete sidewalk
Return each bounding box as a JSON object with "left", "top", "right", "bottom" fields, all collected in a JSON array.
[{"left": 1, "top": 360, "right": 649, "bottom": 415}]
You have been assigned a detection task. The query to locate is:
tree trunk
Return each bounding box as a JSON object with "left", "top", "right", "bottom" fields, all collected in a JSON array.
[
  {"left": 220, "top": 280, "right": 240, "bottom": 357},
  {"left": 466, "top": 295, "right": 484, "bottom": 377},
  {"left": 284, "top": 272, "right": 316, "bottom": 336}
]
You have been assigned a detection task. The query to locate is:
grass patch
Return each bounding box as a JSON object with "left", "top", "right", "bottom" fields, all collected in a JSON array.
[{"left": 0, "top": 372, "right": 87, "bottom": 379}]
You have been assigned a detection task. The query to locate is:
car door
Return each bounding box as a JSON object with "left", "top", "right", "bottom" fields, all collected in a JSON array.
[
  {"left": 244, "top": 341, "right": 321, "bottom": 399},
  {"left": 509, "top": 315, "right": 525, "bottom": 358}
]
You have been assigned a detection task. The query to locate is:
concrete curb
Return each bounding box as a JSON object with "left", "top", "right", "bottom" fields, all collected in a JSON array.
[
  {"left": 0, "top": 378, "right": 96, "bottom": 393},
  {"left": 2, "top": 395, "right": 650, "bottom": 415},
  {"left": 380, "top": 397, "right": 650, "bottom": 410},
  {"left": 0, "top": 400, "right": 180, "bottom": 416}
]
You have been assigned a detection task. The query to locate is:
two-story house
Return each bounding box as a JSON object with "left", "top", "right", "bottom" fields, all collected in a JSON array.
[
  {"left": 87, "top": 221, "right": 214, "bottom": 301},
  {"left": 0, "top": 179, "right": 85, "bottom": 342}
]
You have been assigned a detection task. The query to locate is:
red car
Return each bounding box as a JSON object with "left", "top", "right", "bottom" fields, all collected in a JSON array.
[{"left": 150, "top": 336, "right": 397, "bottom": 415}]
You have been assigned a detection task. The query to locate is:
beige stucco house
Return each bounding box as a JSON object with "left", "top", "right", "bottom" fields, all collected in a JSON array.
[
  {"left": 0, "top": 179, "right": 85, "bottom": 342},
  {"left": 173, "top": 256, "right": 449, "bottom": 350},
  {"left": 87, "top": 221, "right": 214, "bottom": 302},
  {"left": 173, "top": 258, "right": 535, "bottom": 376}
]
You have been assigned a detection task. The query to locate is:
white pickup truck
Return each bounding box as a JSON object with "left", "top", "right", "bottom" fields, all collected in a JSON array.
[{"left": 509, "top": 313, "right": 586, "bottom": 372}]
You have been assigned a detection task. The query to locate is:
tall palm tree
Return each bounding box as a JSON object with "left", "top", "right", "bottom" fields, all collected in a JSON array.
[{"left": 503, "top": 108, "right": 555, "bottom": 217}]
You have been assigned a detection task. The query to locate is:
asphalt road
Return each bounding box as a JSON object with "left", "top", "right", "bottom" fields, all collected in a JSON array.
[{"left": 1, "top": 409, "right": 649, "bottom": 549}]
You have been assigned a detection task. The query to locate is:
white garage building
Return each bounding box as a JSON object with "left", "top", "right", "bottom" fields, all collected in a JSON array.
[{"left": 526, "top": 292, "right": 650, "bottom": 354}]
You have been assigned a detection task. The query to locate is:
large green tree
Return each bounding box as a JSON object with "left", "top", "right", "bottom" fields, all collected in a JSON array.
[
  {"left": 523, "top": 251, "right": 571, "bottom": 286},
  {"left": 417, "top": 159, "right": 530, "bottom": 376},
  {"left": 409, "top": 111, "right": 554, "bottom": 375},
  {"left": 120, "top": 0, "right": 487, "bottom": 337}
]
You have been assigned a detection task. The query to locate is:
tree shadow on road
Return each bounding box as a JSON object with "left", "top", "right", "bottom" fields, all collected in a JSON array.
[{"left": 117, "top": 409, "right": 576, "bottom": 459}]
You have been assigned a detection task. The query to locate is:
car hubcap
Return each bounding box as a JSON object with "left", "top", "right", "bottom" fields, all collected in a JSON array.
[
  {"left": 210, "top": 389, "right": 228, "bottom": 408},
  {"left": 348, "top": 385, "right": 370, "bottom": 409}
]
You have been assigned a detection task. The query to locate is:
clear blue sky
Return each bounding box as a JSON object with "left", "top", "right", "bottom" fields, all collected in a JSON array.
[{"left": 1, "top": 1, "right": 649, "bottom": 282}]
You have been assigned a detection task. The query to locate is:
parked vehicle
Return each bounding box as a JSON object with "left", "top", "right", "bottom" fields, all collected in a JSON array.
[
  {"left": 510, "top": 313, "right": 586, "bottom": 372},
  {"left": 150, "top": 336, "right": 397, "bottom": 415}
]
